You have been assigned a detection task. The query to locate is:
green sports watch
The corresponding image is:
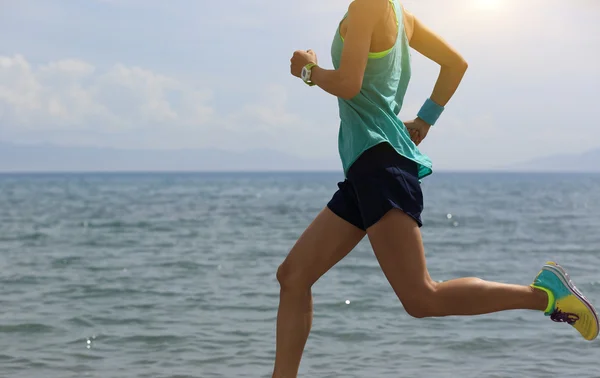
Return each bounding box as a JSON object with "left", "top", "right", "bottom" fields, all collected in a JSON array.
[{"left": 301, "top": 63, "right": 317, "bottom": 86}]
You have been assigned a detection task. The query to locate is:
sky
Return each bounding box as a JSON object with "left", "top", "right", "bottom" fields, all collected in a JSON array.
[{"left": 0, "top": 0, "right": 599, "bottom": 170}]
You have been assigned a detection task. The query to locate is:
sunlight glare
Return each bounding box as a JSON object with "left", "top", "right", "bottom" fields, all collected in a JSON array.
[{"left": 475, "top": 0, "right": 503, "bottom": 10}]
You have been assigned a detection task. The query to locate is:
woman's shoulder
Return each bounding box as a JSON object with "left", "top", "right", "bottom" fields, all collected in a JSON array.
[
  {"left": 347, "top": 0, "right": 389, "bottom": 16},
  {"left": 397, "top": 2, "right": 415, "bottom": 41}
]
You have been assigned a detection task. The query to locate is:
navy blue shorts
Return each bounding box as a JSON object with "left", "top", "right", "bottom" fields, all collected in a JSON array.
[{"left": 327, "top": 142, "right": 424, "bottom": 231}]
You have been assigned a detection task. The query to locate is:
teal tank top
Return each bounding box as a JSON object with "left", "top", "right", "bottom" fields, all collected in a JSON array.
[{"left": 331, "top": 0, "right": 433, "bottom": 179}]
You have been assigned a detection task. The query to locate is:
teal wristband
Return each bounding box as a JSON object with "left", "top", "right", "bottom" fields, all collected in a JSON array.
[{"left": 417, "top": 98, "right": 444, "bottom": 126}]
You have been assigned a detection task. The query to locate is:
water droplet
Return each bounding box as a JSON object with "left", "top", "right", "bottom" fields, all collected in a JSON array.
[
  {"left": 453, "top": 221, "right": 459, "bottom": 227},
  {"left": 345, "top": 300, "right": 350, "bottom": 305},
  {"left": 86, "top": 345, "right": 91, "bottom": 349},
  {"left": 87, "top": 340, "right": 91, "bottom": 344},
  {"left": 446, "top": 214, "right": 453, "bottom": 219}
]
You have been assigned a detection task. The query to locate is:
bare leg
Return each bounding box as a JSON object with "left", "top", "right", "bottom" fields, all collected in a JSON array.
[
  {"left": 272, "top": 207, "right": 365, "bottom": 378},
  {"left": 367, "top": 209, "right": 548, "bottom": 318}
]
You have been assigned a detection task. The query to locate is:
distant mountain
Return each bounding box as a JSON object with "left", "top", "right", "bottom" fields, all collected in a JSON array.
[
  {"left": 2, "top": 141, "right": 598, "bottom": 173},
  {"left": 505, "top": 148, "right": 600, "bottom": 172},
  {"left": 0, "top": 142, "right": 341, "bottom": 172}
]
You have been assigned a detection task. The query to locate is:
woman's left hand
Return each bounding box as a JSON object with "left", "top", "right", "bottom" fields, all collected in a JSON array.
[
  {"left": 404, "top": 118, "right": 431, "bottom": 146},
  {"left": 290, "top": 50, "right": 318, "bottom": 78}
]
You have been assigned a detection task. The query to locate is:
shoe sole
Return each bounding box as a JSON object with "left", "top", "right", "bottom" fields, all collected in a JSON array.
[{"left": 543, "top": 262, "right": 599, "bottom": 341}]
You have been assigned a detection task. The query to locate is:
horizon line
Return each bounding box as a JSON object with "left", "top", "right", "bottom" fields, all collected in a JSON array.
[{"left": 0, "top": 169, "right": 599, "bottom": 175}]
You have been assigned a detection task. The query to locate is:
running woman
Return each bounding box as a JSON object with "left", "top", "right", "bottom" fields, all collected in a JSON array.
[{"left": 273, "top": 1, "right": 599, "bottom": 376}]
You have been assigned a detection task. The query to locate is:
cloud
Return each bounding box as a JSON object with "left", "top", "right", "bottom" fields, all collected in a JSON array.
[
  {"left": 0, "top": 54, "right": 333, "bottom": 156},
  {"left": 0, "top": 54, "right": 214, "bottom": 133}
]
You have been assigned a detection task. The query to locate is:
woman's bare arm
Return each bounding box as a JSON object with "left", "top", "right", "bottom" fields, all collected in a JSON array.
[
  {"left": 401, "top": 8, "right": 468, "bottom": 144},
  {"left": 290, "top": 0, "right": 387, "bottom": 100},
  {"left": 405, "top": 10, "right": 468, "bottom": 107}
]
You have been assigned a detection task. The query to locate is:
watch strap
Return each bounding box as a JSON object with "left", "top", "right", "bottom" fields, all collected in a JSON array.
[{"left": 302, "top": 63, "right": 317, "bottom": 86}]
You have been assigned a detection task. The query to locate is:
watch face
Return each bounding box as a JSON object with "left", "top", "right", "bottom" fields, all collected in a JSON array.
[{"left": 301, "top": 67, "right": 307, "bottom": 79}]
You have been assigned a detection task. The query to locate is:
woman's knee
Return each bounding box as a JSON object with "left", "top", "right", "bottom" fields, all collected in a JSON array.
[
  {"left": 402, "top": 299, "right": 435, "bottom": 319},
  {"left": 399, "top": 282, "right": 440, "bottom": 319},
  {"left": 276, "top": 261, "right": 313, "bottom": 292}
]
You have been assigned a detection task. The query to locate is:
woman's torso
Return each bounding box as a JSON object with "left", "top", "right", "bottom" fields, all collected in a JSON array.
[{"left": 331, "top": 0, "right": 432, "bottom": 180}]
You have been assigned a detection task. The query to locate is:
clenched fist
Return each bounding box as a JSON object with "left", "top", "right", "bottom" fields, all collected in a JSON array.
[{"left": 290, "top": 49, "right": 318, "bottom": 78}]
